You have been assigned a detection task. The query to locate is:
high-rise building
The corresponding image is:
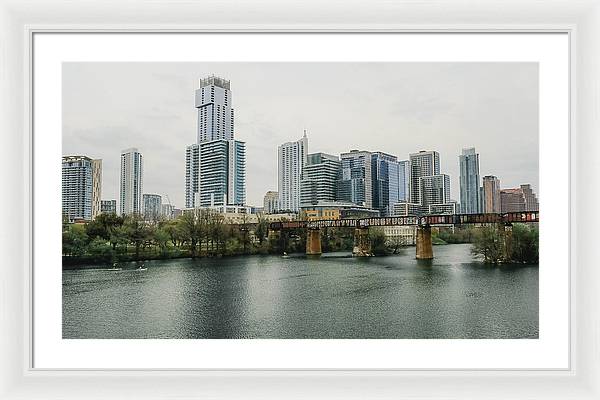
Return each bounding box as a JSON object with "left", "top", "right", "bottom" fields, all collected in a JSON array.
[
  {"left": 62, "top": 155, "right": 102, "bottom": 221},
  {"left": 186, "top": 76, "right": 246, "bottom": 209},
  {"left": 300, "top": 153, "right": 341, "bottom": 207},
  {"left": 409, "top": 151, "right": 440, "bottom": 204},
  {"left": 371, "top": 152, "right": 412, "bottom": 217},
  {"left": 143, "top": 194, "right": 162, "bottom": 221},
  {"left": 120, "top": 148, "right": 143, "bottom": 216},
  {"left": 263, "top": 191, "right": 279, "bottom": 214},
  {"left": 195, "top": 76, "right": 234, "bottom": 143},
  {"left": 101, "top": 199, "right": 117, "bottom": 214},
  {"left": 185, "top": 144, "right": 200, "bottom": 208},
  {"left": 338, "top": 150, "right": 373, "bottom": 208},
  {"left": 278, "top": 132, "right": 308, "bottom": 212},
  {"left": 419, "top": 174, "right": 451, "bottom": 208},
  {"left": 500, "top": 184, "right": 539, "bottom": 213},
  {"left": 482, "top": 175, "right": 501, "bottom": 213},
  {"left": 459, "top": 147, "right": 481, "bottom": 214},
  {"left": 195, "top": 139, "right": 245, "bottom": 207}
]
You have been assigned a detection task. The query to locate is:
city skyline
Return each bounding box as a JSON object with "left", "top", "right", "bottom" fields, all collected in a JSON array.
[{"left": 63, "top": 62, "right": 539, "bottom": 208}]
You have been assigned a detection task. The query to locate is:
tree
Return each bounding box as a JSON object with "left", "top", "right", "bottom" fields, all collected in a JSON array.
[
  {"left": 511, "top": 224, "right": 539, "bottom": 264},
  {"left": 471, "top": 225, "right": 504, "bottom": 264},
  {"left": 177, "top": 210, "right": 204, "bottom": 257},
  {"left": 254, "top": 215, "right": 269, "bottom": 245},
  {"left": 62, "top": 224, "right": 88, "bottom": 257},
  {"left": 153, "top": 226, "right": 170, "bottom": 257},
  {"left": 123, "top": 214, "right": 150, "bottom": 260},
  {"left": 386, "top": 235, "right": 407, "bottom": 255},
  {"left": 369, "top": 228, "right": 389, "bottom": 256}
]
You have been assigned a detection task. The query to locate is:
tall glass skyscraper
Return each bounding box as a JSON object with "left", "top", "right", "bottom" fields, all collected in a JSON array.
[
  {"left": 186, "top": 76, "right": 246, "bottom": 208},
  {"left": 62, "top": 155, "right": 102, "bottom": 221},
  {"left": 278, "top": 132, "right": 308, "bottom": 212},
  {"left": 339, "top": 150, "right": 373, "bottom": 208},
  {"left": 120, "top": 148, "right": 143, "bottom": 216},
  {"left": 459, "top": 147, "right": 481, "bottom": 214}
]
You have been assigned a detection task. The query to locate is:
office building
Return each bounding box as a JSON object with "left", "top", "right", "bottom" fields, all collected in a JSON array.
[
  {"left": 195, "top": 76, "right": 234, "bottom": 143},
  {"left": 459, "top": 147, "right": 481, "bottom": 214},
  {"left": 119, "top": 148, "right": 143, "bottom": 216},
  {"left": 263, "top": 191, "right": 279, "bottom": 214},
  {"left": 143, "top": 194, "right": 162, "bottom": 221},
  {"left": 482, "top": 175, "right": 501, "bottom": 213},
  {"left": 409, "top": 150, "right": 440, "bottom": 204},
  {"left": 62, "top": 155, "right": 102, "bottom": 221},
  {"left": 392, "top": 201, "right": 425, "bottom": 217},
  {"left": 338, "top": 150, "right": 373, "bottom": 209},
  {"left": 500, "top": 184, "right": 539, "bottom": 213},
  {"left": 429, "top": 201, "right": 458, "bottom": 215},
  {"left": 371, "top": 152, "right": 411, "bottom": 217},
  {"left": 419, "top": 174, "right": 451, "bottom": 207},
  {"left": 300, "top": 152, "right": 341, "bottom": 207},
  {"left": 101, "top": 199, "right": 117, "bottom": 214},
  {"left": 278, "top": 132, "right": 308, "bottom": 212}
]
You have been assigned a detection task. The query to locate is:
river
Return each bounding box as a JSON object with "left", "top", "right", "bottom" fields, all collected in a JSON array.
[{"left": 62, "top": 243, "right": 538, "bottom": 339}]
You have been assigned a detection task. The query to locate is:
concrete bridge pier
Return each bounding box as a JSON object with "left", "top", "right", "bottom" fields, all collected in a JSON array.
[
  {"left": 306, "top": 228, "right": 322, "bottom": 257},
  {"left": 353, "top": 227, "right": 372, "bottom": 257},
  {"left": 416, "top": 225, "right": 433, "bottom": 260}
]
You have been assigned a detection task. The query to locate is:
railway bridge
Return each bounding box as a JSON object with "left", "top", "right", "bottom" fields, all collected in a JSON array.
[{"left": 268, "top": 211, "right": 539, "bottom": 259}]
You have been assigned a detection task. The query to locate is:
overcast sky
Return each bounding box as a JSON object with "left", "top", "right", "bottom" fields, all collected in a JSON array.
[{"left": 63, "top": 62, "right": 538, "bottom": 208}]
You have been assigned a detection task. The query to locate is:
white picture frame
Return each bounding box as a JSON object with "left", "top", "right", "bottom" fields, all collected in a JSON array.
[{"left": 1, "top": 0, "right": 598, "bottom": 398}]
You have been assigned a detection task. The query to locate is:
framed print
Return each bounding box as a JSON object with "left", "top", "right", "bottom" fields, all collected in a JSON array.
[{"left": 1, "top": 0, "right": 599, "bottom": 399}]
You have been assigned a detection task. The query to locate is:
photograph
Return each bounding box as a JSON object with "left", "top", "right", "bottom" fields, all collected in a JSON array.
[{"left": 61, "top": 61, "right": 540, "bottom": 339}]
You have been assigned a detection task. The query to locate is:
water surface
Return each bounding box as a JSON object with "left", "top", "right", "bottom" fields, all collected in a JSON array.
[{"left": 63, "top": 244, "right": 539, "bottom": 339}]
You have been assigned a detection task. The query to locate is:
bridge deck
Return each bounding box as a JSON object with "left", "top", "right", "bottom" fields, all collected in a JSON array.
[{"left": 269, "top": 212, "right": 539, "bottom": 230}]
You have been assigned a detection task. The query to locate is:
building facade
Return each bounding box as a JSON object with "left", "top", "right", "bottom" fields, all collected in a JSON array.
[
  {"left": 119, "top": 148, "right": 143, "bottom": 216},
  {"left": 482, "top": 175, "right": 501, "bottom": 213},
  {"left": 338, "top": 150, "right": 373, "bottom": 209},
  {"left": 101, "top": 199, "right": 117, "bottom": 214},
  {"left": 278, "top": 132, "right": 308, "bottom": 212},
  {"left": 161, "top": 203, "right": 175, "bottom": 219},
  {"left": 195, "top": 76, "right": 234, "bottom": 143},
  {"left": 185, "top": 144, "right": 200, "bottom": 208},
  {"left": 263, "top": 191, "right": 279, "bottom": 214},
  {"left": 62, "top": 155, "right": 102, "bottom": 221},
  {"left": 459, "top": 147, "right": 481, "bottom": 214},
  {"left": 500, "top": 184, "right": 539, "bottom": 212},
  {"left": 409, "top": 150, "right": 440, "bottom": 204},
  {"left": 419, "top": 174, "right": 450, "bottom": 208},
  {"left": 143, "top": 194, "right": 162, "bottom": 221},
  {"left": 300, "top": 152, "right": 341, "bottom": 207}
]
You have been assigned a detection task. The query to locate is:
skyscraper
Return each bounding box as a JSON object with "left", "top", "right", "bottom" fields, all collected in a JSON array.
[
  {"left": 371, "top": 152, "right": 412, "bottom": 217},
  {"left": 482, "top": 175, "right": 501, "bottom": 213},
  {"left": 101, "top": 199, "right": 116, "bottom": 214},
  {"left": 338, "top": 150, "right": 373, "bottom": 208},
  {"left": 62, "top": 155, "right": 102, "bottom": 221},
  {"left": 120, "top": 148, "right": 143, "bottom": 216},
  {"left": 459, "top": 147, "right": 481, "bottom": 214},
  {"left": 143, "top": 194, "right": 162, "bottom": 221},
  {"left": 409, "top": 151, "right": 440, "bottom": 204},
  {"left": 300, "top": 152, "right": 341, "bottom": 207},
  {"left": 278, "top": 132, "right": 308, "bottom": 212},
  {"left": 186, "top": 76, "right": 246, "bottom": 209},
  {"left": 195, "top": 76, "right": 234, "bottom": 143}
]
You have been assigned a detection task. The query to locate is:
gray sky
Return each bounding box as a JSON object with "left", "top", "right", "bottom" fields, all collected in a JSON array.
[{"left": 63, "top": 62, "right": 538, "bottom": 208}]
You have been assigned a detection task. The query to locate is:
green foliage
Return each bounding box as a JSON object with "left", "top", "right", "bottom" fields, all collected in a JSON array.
[
  {"left": 438, "top": 226, "right": 474, "bottom": 244},
  {"left": 62, "top": 224, "right": 88, "bottom": 257},
  {"left": 511, "top": 224, "right": 539, "bottom": 264},
  {"left": 471, "top": 225, "right": 505, "bottom": 264}
]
